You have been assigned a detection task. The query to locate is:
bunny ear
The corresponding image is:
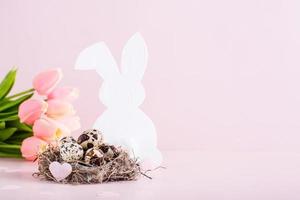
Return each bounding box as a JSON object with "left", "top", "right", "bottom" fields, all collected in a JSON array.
[
  {"left": 121, "top": 32, "right": 148, "bottom": 81},
  {"left": 75, "top": 42, "right": 119, "bottom": 80}
]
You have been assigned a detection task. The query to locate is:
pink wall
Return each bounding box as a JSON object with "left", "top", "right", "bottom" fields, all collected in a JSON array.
[{"left": 1, "top": 0, "right": 300, "bottom": 152}]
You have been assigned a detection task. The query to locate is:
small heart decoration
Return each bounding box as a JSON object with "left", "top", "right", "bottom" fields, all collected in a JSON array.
[{"left": 49, "top": 161, "right": 72, "bottom": 182}]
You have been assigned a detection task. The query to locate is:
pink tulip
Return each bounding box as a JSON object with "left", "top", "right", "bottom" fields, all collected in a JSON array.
[
  {"left": 47, "top": 86, "right": 79, "bottom": 101},
  {"left": 33, "top": 118, "right": 58, "bottom": 141},
  {"left": 33, "top": 117, "right": 71, "bottom": 141},
  {"left": 33, "top": 68, "right": 63, "bottom": 95},
  {"left": 46, "top": 99, "right": 75, "bottom": 118},
  {"left": 56, "top": 116, "right": 81, "bottom": 132},
  {"left": 21, "top": 136, "right": 47, "bottom": 161},
  {"left": 18, "top": 99, "right": 48, "bottom": 125},
  {"left": 47, "top": 117, "right": 71, "bottom": 138}
]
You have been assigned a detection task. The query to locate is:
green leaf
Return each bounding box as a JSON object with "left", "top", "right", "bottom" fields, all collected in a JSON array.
[
  {"left": 0, "top": 145, "right": 22, "bottom": 157},
  {"left": 0, "top": 110, "right": 18, "bottom": 116},
  {"left": 6, "top": 131, "right": 32, "bottom": 142},
  {"left": 0, "top": 121, "right": 5, "bottom": 129},
  {"left": 5, "top": 120, "right": 32, "bottom": 132},
  {"left": 0, "top": 142, "right": 21, "bottom": 156},
  {"left": 4, "top": 140, "right": 21, "bottom": 145},
  {"left": 0, "top": 69, "right": 17, "bottom": 100},
  {"left": 0, "top": 115, "right": 19, "bottom": 121},
  {"left": 7, "top": 88, "right": 35, "bottom": 100},
  {"left": 0, "top": 111, "right": 19, "bottom": 121},
  {"left": 3, "top": 104, "right": 20, "bottom": 113},
  {"left": 0, "top": 92, "right": 33, "bottom": 112},
  {"left": 0, "top": 142, "right": 21, "bottom": 153},
  {"left": 0, "top": 146, "right": 21, "bottom": 155},
  {"left": 0, "top": 128, "right": 17, "bottom": 141}
]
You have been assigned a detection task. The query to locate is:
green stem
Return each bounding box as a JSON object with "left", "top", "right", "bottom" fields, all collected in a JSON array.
[
  {"left": 0, "top": 144, "right": 21, "bottom": 149},
  {"left": 7, "top": 88, "right": 34, "bottom": 99},
  {"left": 0, "top": 151, "right": 21, "bottom": 158}
]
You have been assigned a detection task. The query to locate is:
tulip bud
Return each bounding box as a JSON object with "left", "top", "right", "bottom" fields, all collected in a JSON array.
[
  {"left": 33, "top": 68, "right": 62, "bottom": 95},
  {"left": 18, "top": 99, "right": 48, "bottom": 125},
  {"left": 21, "top": 136, "right": 47, "bottom": 161},
  {"left": 46, "top": 117, "right": 71, "bottom": 139},
  {"left": 46, "top": 99, "right": 75, "bottom": 118},
  {"left": 33, "top": 117, "right": 71, "bottom": 141},
  {"left": 56, "top": 116, "right": 81, "bottom": 132},
  {"left": 47, "top": 86, "right": 79, "bottom": 101},
  {"left": 33, "top": 118, "right": 58, "bottom": 141}
]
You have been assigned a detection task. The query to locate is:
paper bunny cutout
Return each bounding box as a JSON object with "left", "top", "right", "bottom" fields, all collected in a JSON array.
[{"left": 75, "top": 33, "right": 162, "bottom": 168}]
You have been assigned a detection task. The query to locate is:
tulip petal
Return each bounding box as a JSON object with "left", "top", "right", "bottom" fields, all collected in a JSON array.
[
  {"left": 48, "top": 86, "right": 79, "bottom": 102},
  {"left": 18, "top": 99, "right": 48, "bottom": 125},
  {"left": 21, "top": 136, "right": 47, "bottom": 161},
  {"left": 45, "top": 117, "right": 71, "bottom": 139},
  {"left": 56, "top": 116, "right": 81, "bottom": 132},
  {"left": 33, "top": 118, "right": 58, "bottom": 141},
  {"left": 33, "top": 68, "right": 63, "bottom": 95},
  {"left": 46, "top": 99, "right": 75, "bottom": 118}
]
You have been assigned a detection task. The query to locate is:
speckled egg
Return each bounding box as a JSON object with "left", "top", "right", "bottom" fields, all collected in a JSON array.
[
  {"left": 77, "top": 129, "right": 103, "bottom": 150},
  {"left": 99, "top": 144, "right": 119, "bottom": 159},
  {"left": 84, "top": 147, "right": 104, "bottom": 166},
  {"left": 59, "top": 137, "right": 84, "bottom": 162},
  {"left": 59, "top": 136, "right": 77, "bottom": 146}
]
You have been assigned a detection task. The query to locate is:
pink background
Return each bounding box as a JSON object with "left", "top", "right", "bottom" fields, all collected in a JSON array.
[{"left": 1, "top": 0, "right": 300, "bottom": 152}]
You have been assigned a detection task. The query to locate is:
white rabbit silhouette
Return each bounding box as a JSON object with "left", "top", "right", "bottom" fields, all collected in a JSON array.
[{"left": 75, "top": 33, "right": 162, "bottom": 167}]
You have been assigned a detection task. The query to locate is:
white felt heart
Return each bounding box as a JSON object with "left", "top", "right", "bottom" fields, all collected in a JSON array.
[{"left": 49, "top": 161, "right": 72, "bottom": 182}]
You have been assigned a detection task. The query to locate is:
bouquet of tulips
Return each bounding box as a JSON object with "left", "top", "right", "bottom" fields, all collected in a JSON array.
[{"left": 0, "top": 68, "right": 80, "bottom": 160}]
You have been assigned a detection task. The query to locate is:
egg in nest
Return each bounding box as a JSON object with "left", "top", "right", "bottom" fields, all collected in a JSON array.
[
  {"left": 99, "top": 144, "right": 119, "bottom": 160},
  {"left": 77, "top": 129, "right": 103, "bottom": 150},
  {"left": 59, "top": 136, "right": 84, "bottom": 162},
  {"left": 84, "top": 147, "right": 104, "bottom": 166},
  {"left": 59, "top": 136, "right": 77, "bottom": 145}
]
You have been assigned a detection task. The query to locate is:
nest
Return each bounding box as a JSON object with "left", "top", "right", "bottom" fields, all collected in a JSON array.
[{"left": 34, "top": 145, "right": 142, "bottom": 184}]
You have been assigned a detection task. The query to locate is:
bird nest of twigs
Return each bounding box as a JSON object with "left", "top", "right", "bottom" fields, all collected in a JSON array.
[{"left": 34, "top": 145, "right": 143, "bottom": 184}]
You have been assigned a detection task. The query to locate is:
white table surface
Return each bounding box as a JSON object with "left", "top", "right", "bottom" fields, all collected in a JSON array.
[{"left": 1, "top": 150, "right": 300, "bottom": 200}]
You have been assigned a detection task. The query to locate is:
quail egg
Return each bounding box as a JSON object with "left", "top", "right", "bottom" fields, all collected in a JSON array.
[
  {"left": 99, "top": 144, "right": 119, "bottom": 160},
  {"left": 59, "top": 137, "right": 84, "bottom": 162},
  {"left": 59, "top": 136, "right": 77, "bottom": 146},
  {"left": 77, "top": 129, "right": 103, "bottom": 150},
  {"left": 84, "top": 147, "right": 104, "bottom": 166}
]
